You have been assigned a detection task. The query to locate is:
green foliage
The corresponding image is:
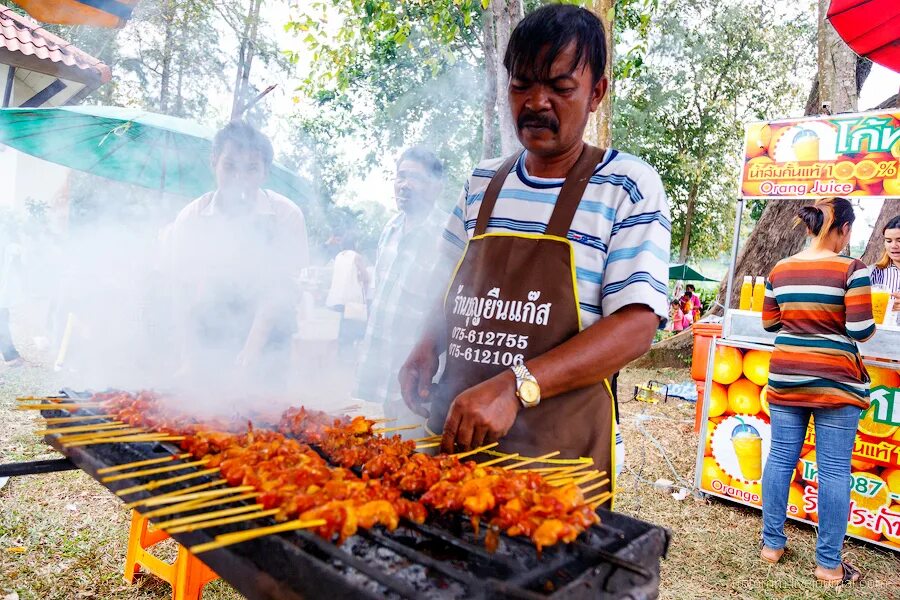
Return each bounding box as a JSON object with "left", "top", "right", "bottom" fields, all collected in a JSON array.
[{"left": 613, "top": 0, "right": 814, "bottom": 260}]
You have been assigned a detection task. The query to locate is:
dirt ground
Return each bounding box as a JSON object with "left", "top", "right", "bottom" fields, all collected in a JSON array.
[{"left": 1, "top": 361, "right": 898, "bottom": 599}]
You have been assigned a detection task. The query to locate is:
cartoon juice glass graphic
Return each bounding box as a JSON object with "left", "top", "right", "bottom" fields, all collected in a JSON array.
[
  {"left": 871, "top": 285, "right": 890, "bottom": 325},
  {"left": 731, "top": 421, "right": 762, "bottom": 481},
  {"left": 792, "top": 128, "right": 820, "bottom": 162}
]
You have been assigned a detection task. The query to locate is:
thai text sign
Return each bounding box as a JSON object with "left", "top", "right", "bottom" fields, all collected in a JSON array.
[{"left": 741, "top": 109, "right": 900, "bottom": 199}]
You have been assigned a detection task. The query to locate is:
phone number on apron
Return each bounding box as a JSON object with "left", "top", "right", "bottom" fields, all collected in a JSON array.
[{"left": 447, "top": 342, "right": 525, "bottom": 367}]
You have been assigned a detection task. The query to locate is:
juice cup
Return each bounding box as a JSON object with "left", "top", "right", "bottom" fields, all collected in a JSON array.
[
  {"left": 872, "top": 285, "right": 890, "bottom": 325},
  {"left": 731, "top": 423, "right": 763, "bottom": 481},
  {"left": 792, "top": 129, "right": 820, "bottom": 161}
]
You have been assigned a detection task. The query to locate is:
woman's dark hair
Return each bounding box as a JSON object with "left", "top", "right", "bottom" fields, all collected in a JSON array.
[
  {"left": 875, "top": 215, "right": 900, "bottom": 269},
  {"left": 503, "top": 4, "right": 607, "bottom": 86},
  {"left": 212, "top": 120, "right": 274, "bottom": 169},
  {"left": 795, "top": 197, "right": 855, "bottom": 239}
]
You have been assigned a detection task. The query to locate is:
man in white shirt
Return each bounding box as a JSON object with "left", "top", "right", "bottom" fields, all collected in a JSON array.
[{"left": 167, "top": 121, "right": 309, "bottom": 392}]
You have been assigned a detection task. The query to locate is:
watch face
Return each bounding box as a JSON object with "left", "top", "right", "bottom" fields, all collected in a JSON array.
[{"left": 519, "top": 380, "right": 540, "bottom": 405}]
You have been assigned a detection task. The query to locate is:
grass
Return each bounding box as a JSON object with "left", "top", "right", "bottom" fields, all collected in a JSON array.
[{"left": 1, "top": 361, "right": 898, "bottom": 599}]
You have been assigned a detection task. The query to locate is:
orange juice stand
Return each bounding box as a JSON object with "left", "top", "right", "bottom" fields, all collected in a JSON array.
[{"left": 693, "top": 108, "right": 900, "bottom": 552}]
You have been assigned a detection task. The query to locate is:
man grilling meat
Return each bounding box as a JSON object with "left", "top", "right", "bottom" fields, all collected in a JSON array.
[
  {"left": 400, "top": 4, "right": 671, "bottom": 508},
  {"left": 167, "top": 121, "right": 309, "bottom": 392}
]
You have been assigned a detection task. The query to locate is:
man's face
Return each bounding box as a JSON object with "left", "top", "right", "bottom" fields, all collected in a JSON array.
[
  {"left": 212, "top": 141, "right": 268, "bottom": 200},
  {"left": 394, "top": 159, "right": 437, "bottom": 214},
  {"left": 508, "top": 42, "right": 607, "bottom": 157}
]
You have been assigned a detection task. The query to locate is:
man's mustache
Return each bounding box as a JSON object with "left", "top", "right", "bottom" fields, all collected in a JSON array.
[{"left": 517, "top": 112, "right": 559, "bottom": 133}]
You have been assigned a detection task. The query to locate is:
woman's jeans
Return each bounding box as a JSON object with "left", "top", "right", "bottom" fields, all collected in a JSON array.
[{"left": 762, "top": 403, "right": 861, "bottom": 569}]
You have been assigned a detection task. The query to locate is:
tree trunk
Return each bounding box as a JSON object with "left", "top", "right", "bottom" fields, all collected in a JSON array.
[
  {"left": 862, "top": 199, "right": 900, "bottom": 265},
  {"left": 159, "top": 0, "right": 175, "bottom": 113},
  {"left": 491, "top": 0, "right": 522, "bottom": 154},
  {"left": 481, "top": 6, "right": 498, "bottom": 160},
  {"left": 679, "top": 177, "right": 701, "bottom": 262},
  {"left": 231, "top": 0, "right": 263, "bottom": 120},
  {"left": 585, "top": 0, "right": 613, "bottom": 148},
  {"left": 712, "top": 1, "right": 870, "bottom": 312}
]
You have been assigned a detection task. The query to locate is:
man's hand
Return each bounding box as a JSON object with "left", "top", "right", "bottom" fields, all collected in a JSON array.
[
  {"left": 441, "top": 370, "right": 520, "bottom": 453},
  {"left": 399, "top": 337, "right": 440, "bottom": 418}
]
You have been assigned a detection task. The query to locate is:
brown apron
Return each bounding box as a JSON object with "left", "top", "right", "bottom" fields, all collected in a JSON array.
[{"left": 428, "top": 144, "right": 615, "bottom": 508}]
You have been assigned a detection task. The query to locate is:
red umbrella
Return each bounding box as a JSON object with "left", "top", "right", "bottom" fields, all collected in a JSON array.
[{"left": 828, "top": 0, "right": 900, "bottom": 73}]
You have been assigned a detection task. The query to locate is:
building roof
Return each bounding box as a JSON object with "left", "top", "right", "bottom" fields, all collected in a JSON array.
[{"left": 0, "top": 7, "right": 110, "bottom": 89}]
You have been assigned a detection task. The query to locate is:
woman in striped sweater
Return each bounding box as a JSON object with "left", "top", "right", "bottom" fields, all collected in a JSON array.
[{"left": 759, "top": 197, "right": 874, "bottom": 585}]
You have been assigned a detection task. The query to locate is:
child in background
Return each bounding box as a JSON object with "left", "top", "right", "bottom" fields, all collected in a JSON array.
[{"left": 670, "top": 299, "right": 685, "bottom": 333}]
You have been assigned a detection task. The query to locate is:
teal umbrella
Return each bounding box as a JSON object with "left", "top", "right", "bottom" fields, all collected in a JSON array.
[
  {"left": 0, "top": 106, "right": 312, "bottom": 202},
  {"left": 669, "top": 263, "right": 716, "bottom": 282}
]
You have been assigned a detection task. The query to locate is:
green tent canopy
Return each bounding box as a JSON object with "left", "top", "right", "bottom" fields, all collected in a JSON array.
[{"left": 669, "top": 263, "right": 716, "bottom": 282}]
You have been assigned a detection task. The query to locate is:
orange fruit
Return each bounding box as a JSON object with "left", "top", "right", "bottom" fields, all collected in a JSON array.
[
  {"left": 851, "top": 457, "right": 876, "bottom": 471},
  {"left": 704, "top": 420, "right": 715, "bottom": 456},
  {"left": 848, "top": 190, "right": 870, "bottom": 196},
  {"left": 846, "top": 523, "right": 881, "bottom": 542},
  {"left": 742, "top": 156, "right": 775, "bottom": 196},
  {"left": 833, "top": 160, "right": 856, "bottom": 180},
  {"left": 882, "top": 503, "right": 900, "bottom": 544},
  {"left": 728, "top": 378, "right": 762, "bottom": 415},
  {"left": 850, "top": 472, "right": 890, "bottom": 513},
  {"left": 858, "top": 180, "right": 884, "bottom": 195},
  {"left": 883, "top": 468, "right": 900, "bottom": 492},
  {"left": 708, "top": 382, "right": 728, "bottom": 418},
  {"left": 854, "top": 159, "right": 879, "bottom": 181},
  {"left": 742, "top": 350, "right": 770, "bottom": 386},
  {"left": 891, "top": 138, "right": 900, "bottom": 160},
  {"left": 759, "top": 385, "right": 770, "bottom": 417},
  {"left": 712, "top": 346, "right": 744, "bottom": 385},
  {"left": 787, "top": 483, "right": 807, "bottom": 519},
  {"left": 700, "top": 457, "right": 731, "bottom": 491},
  {"left": 767, "top": 126, "right": 788, "bottom": 160},
  {"left": 884, "top": 176, "right": 900, "bottom": 196},
  {"left": 869, "top": 366, "right": 900, "bottom": 389},
  {"left": 858, "top": 404, "right": 899, "bottom": 438},
  {"left": 745, "top": 123, "right": 772, "bottom": 158}
]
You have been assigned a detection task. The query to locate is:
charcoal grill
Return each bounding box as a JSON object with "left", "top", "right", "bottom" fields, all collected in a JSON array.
[{"left": 31, "top": 392, "right": 670, "bottom": 600}]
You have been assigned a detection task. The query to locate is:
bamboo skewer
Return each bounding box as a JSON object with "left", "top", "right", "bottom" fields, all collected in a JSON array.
[
  {"left": 412, "top": 435, "right": 441, "bottom": 443},
  {"left": 370, "top": 418, "right": 396, "bottom": 424},
  {"left": 190, "top": 518, "right": 327, "bottom": 554},
  {"left": 415, "top": 442, "right": 440, "bottom": 449},
  {"left": 115, "top": 467, "right": 220, "bottom": 496},
  {"left": 65, "top": 435, "right": 184, "bottom": 447},
  {"left": 42, "top": 414, "right": 114, "bottom": 425},
  {"left": 16, "top": 403, "right": 105, "bottom": 411},
  {"left": 135, "top": 484, "right": 253, "bottom": 507},
  {"left": 503, "top": 451, "right": 562, "bottom": 470},
  {"left": 542, "top": 465, "right": 588, "bottom": 480},
  {"left": 373, "top": 424, "right": 422, "bottom": 434},
  {"left": 450, "top": 442, "right": 499, "bottom": 459},
  {"left": 166, "top": 508, "right": 281, "bottom": 535},
  {"left": 100, "top": 459, "right": 211, "bottom": 483},
  {"left": 97, "top": 453, "right": 193, "bottom": 475},
  {"left": 476, "top": 453, "right": 520, "bottom": 467},
  {"left": 579, "top": 479, "right": 611, "bottom": 496},
  {"left": 57, "top": 427, "right": 147, "bottom": 443},
  {"left": 124, "top": 480, "right": 228, "bottom": 509},
  {"left": 574, "top": 470, "right": 607, "bottom": 486},
  {"left": 35, "top": 422, "right": 125, "bottom": 436},
  {"left": 480, "top": 449, "right": 593, "bottom": 466},
  {"left": 586, "top": 492, "right": 613, "bottom": 509},
  {"left": 141, "top": 491, "right": 261, "bottom": 520},
  {"left": 17, "top": 396, "right": 66, "bottom": 402},
  {"left": 152, "top": 503, "right": 265, "bottom": 531}
]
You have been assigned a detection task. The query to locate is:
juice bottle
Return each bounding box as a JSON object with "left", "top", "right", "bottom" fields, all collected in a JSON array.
[
  {"left": 739, "top": 276, "right": 753, "bottom": 311},
  {"left": 752, "top": 276, "right": 766, "bottom": 312}
]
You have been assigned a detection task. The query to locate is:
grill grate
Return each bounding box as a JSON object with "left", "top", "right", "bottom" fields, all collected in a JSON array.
[{"left": 39, "top": 392, "right": 670, "bottom": 600}]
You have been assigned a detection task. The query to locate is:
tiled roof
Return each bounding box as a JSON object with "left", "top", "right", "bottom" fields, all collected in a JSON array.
[{"left": 0, "top": 7, "right": 111, "bottom": 85}]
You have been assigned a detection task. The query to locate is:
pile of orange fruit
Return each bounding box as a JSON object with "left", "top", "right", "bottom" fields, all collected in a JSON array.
[{"left": 701, "top": 346, "right": 900, "bottom": 547}]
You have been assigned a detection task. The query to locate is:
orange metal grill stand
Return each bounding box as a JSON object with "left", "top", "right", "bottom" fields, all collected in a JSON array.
[{"left": 123, "top": 510, "right": 219, "bottom": 600}]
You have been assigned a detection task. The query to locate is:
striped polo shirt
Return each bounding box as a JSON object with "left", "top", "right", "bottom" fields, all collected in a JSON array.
[
  {"left": 870, "top": 263, "right": 900, "bottom": 293},
  {"left": 762, "top": 255, "right": 876, "bottom": 410},
  {"left": 440, "top": 150, "right": 671, "bottom": 327}
]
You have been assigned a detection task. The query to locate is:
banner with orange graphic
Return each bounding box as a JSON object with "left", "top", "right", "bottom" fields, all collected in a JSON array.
[
  {"left": 741, "top": 109, "right": 900, "bottom": 198},
  {"left": 697, "top": 344, "right": 900, "bottom": 551}
]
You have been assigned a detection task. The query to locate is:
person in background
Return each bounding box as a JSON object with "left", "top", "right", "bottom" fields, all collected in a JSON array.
[
  {"left": 869, "top": 215, "right": 900, "bottom": 303},
  {"left": 685, "top": 283, "right": 702, "bottom": 322},
  {"left": 325, "top": 236, "right": 369, "bottom": 361},
  {"left": 760, "top": 197, "right": 873, "bottom": 586},
  {"left": 668, "top": 299, "right": 685, "bottom": 333},
  {"left": 168, "top": 121, "right": 309, "bottom": 392},
  {"left": 355, "top": 146, "right": 446, "bottom": 427},
  {"left": 678, "top": 290, "right": 695, "bottom": 330}
]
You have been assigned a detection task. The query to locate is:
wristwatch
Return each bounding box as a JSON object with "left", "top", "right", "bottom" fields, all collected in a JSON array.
[{"left": 511, "top": 363, "right": 541, "bottom": 408}]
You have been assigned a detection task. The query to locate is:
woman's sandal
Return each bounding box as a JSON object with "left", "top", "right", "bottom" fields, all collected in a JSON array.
[
  {"left": 815, "top": 560, "right": 861, "bottom": 586},
  {"left": 760, "top": 545, "right": 785, "bottom": 564}
]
